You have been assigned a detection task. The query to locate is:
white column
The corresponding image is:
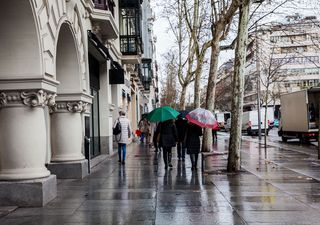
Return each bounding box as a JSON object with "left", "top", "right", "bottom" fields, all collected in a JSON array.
[
  {"left": 50, "top": 101, "right": 87, "bottom": 162},
  {"left": 0, "top": 90, "right": 55, "bottom": 180}
]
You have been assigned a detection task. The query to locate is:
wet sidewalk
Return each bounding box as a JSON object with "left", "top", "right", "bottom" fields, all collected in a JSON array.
[{"left": 1, "top": 137, "right": 320, "bottom": 225}]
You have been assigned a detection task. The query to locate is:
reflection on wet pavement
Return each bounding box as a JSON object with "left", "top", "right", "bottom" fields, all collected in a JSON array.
[{"left": 1, "top": 135, "right": 320, "bottom": 224}]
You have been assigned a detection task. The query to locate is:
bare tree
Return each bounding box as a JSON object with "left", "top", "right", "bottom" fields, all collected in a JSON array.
[
  {"left": 227, "top": 0, "right": 251, "bottom": 172},
  {"left": 160, "top": 53, "right": 179, "bottom": 108},
  {"left": 162, "top": 0, "right": 200, "bottom": 110},
  {"left": 202, "top": 0, "right": 241, "bottom": 152},
  {"left": 183, "top": 0, "right": 212, "bottom": 108}
]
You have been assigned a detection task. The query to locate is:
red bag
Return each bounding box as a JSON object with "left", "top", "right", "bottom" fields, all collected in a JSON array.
[{"left": 135, "top": 129, "right": 142, "bottom": 137}]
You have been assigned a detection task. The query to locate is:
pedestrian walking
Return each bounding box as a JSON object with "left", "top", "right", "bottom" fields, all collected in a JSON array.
[
  {"left": 185, "top": 122, "right": 202, "bottom": 171},
  {"left": 144, "top": 119, "right": 151, "bottom": 145},
  {"left": 113, "top": 111, "right": 131, "bottom": 165},
  {"left": 159, "top": 120, "right": 178, "bottom": 169},
  {"left": 175, "top": 115, "right": 188, "bottom": 161},
  {"left": 212, "top": 129, "right": 218, "bottom": 144},
  {"left": 152, "top": 122, "right": 161, "bottom": 152},
  {"left": 138, "top": 118, "right": 150, "bottom": 144}
]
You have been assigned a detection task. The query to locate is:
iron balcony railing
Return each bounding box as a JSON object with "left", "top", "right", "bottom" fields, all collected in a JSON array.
[{"left": 120, "top": 35, "right": 143, "bottom": 55}]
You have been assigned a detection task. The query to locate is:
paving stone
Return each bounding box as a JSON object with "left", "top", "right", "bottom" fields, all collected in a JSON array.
[{"left": 1, "top": 139, "right": 320, "bottom": 225}]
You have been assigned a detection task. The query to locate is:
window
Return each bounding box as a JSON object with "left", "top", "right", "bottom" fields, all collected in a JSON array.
[
  {"left": 142, "top": 62, "right": 151, "bottom": 79},
  {"left": 120, "top": 9, "right": 137, "bottom": 36},
  {"left": 120, "top": 8, "right": 141, "bottom": 54}
]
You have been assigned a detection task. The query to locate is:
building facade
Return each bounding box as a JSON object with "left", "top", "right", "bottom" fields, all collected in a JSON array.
[
  {"left": 0, "top": 0, "right": 158, "bottom": 207},
  {"left": 244, "top": 15, "right": 320, "bottom": 111},
  {"left": 215, "top": 15, "right": 320, "bottom": 115}
]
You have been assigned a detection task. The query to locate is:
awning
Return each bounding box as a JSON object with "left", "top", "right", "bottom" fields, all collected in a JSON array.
[
  {"left": 88, "top": 30, "right": 125, "bottom": 85},
  {"left": 109, "top": 60, "right": 125, "bottom": 84},
  {"left": 87, "top": 30, "right": 111, "bottom": 61}
]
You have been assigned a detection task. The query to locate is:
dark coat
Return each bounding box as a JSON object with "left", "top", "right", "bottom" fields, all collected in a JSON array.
[
  {"left": 175, "top": 118, "right": 188, "bottom": 141},
  {"left": 185, "top": 124, "right": 202, "bottom": 154},
  {"left": 160, "top": 121, "right": 178, "bottom": 148}
]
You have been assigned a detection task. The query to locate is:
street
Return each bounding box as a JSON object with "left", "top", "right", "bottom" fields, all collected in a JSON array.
[{"left": 1, "top": 132, "right": 320, "bottom": 225}]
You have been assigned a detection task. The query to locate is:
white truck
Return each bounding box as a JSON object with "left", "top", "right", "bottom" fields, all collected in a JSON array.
[
  {"left": 215, "top": 112, "right": 231, "bottom": 130},
  {"left": 278, "top": 88, "right": 319, "bottom": 142},
  {"left": 242, "top": 110, "right": 268, "bottom": 135}
]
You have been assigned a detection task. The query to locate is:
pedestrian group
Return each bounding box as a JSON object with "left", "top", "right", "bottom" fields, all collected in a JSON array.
[{"left": 113, "top": 109, "right": 213, "bottom": 171}]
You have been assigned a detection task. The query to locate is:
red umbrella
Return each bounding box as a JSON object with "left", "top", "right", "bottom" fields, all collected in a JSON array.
[{"left": 186, "top": 108, "right": 219, "bottom": 129}]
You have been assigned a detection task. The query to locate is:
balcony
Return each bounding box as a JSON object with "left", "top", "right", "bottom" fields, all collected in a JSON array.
[
  {"left": 119, "top": 1, "right": 143, "bottom": 64},
  {"left": 142, "top": 76, "right": 152, "bottom": 92},
  {"left": 93, "top": 0, "right": 115, "bottom": 16},
  {"left": 85, "top": 0, "right": 118, "bottom": 40},
  {"left": 121, "top": 36, "right": 142, "bottom": 64}
]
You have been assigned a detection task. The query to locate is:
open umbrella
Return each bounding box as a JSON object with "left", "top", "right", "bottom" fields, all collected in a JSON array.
[
  {"left": 186, "top": 108, "right": 219, "bottom": 129},
  {"left": 147, "top": 106, "right": 180, "bottom": 122},
  {"left": 178, "top": 110, "right": 190, "bottom": 118}
]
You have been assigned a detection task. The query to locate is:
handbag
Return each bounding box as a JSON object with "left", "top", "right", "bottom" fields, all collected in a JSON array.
[{"left": 113, "top": 119, "right": 121, "bottom": 135}]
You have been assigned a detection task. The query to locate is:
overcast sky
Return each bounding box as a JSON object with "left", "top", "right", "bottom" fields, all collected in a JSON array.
[
  {"left": 151, "top": 0, "right": 320, "bottom": 65},
  {"left": 150, "top": 0, "right": 320, "bottom": 95}
]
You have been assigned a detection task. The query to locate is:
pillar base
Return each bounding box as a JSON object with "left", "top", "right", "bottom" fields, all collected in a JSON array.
[
  {"left": 47, "top": 159, "right": 88, "bottom": 179},
  {"left": 0, "top": 175, "right": 57, "bottom": 207}
]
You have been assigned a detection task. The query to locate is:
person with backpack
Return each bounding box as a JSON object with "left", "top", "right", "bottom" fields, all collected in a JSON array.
[{"left": 113, "top": 111, "right": 131, "bottom": 165}]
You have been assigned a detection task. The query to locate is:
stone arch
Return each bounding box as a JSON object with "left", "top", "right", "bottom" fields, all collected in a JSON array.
[
  {"left": 55, "top": 22, "right": 82, "bottom": 93},
  {"left": 31, "top": 0, "right": 87, "bottom": 89},
  {"left": 0, "top": 1, "right": 41, "bottom": 78}
]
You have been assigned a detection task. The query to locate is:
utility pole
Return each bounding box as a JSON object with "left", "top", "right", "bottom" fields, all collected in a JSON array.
[{"left": 255, "top": 24, "right": 262, "bottom": 141}]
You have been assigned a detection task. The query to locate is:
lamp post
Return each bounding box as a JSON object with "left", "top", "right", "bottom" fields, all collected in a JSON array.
[
  {"left": 254, "top": 22, "right": 262, "bottom": 141},
  {"left": 252, "top": 0, "right": 264, "bottom": 141}
]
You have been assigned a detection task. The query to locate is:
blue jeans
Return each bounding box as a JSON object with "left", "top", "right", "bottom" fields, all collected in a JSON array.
[
  {"left": 140, "top": 133, "right": 145, "bottom": 142},
  {"left": 118, "top": 143, "right": 127, "bottom": 162}
]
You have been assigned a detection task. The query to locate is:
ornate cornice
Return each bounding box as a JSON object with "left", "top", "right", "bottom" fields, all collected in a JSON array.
[
  {"left": 0, "top": 90, "right": 56, "bottom": 109},
  {"left": 50, "top": 101, "right": 88, "bottom": 113},
  {"left": 0, "top": 93, "right": 7, "bottom": 108}
]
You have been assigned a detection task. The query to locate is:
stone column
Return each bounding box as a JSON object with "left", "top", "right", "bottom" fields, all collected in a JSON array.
[
  {"left": 0, "top": 90, "right": 55, "bottom": 180},
  {"left": 50, "top": 101, "right": 87, "bottom": 161},
  {"left": 48, "top": 99, "right": 90, "bottom": 179},
  {"left": 0, "top": 89, "right": 57, "bottom": 206}
]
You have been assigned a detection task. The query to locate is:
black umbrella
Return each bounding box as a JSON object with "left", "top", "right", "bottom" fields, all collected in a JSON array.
[{"left": 178, "top": 110, "right": 190, "bottom": 118}]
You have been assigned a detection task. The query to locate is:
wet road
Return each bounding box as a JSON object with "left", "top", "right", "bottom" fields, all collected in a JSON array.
[{"left": 1, "top": 134, "right": 320, "bottom": 225}]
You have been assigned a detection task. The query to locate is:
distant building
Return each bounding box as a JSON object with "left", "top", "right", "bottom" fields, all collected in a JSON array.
[
  {"left": 217, "top": 15, "right": 320, "bottom": 115},
  {"left": 215, "top": 59, "right": 234, "bottom": 112},
  {"left": 245, "top": 15, "right": 320, "bottom": 113}
]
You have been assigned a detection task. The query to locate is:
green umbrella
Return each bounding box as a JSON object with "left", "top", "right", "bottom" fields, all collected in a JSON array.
[{"left": 146, "top": 106, "right": 180, "bottom": 122}]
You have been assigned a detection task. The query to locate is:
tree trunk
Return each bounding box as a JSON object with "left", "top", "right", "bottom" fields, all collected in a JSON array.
[
  {"left": 194, "top": 65, "right": 202, "bottom": 108},
  {"left": 179, "top": 84, "right": 187, "bottom": 110},
  {"left": 318, "top": 98, "right": 320, "bottom": 159},
  {"left": 227, "top": 0, "right": 250, "bottom": 172},
  {"left": 202, "top": 36, "right": 221, "bottom": 152}
]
